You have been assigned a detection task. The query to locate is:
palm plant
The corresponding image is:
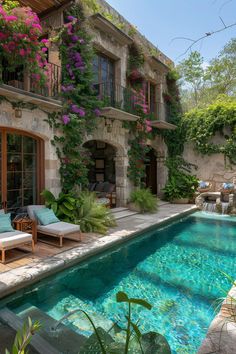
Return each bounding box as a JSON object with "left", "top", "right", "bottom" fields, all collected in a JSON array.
[
  {"left": 130, "top": 188, "right": 158, "bottom": 213},
  {"left": 74, "top": 191, "right": 116, "bottom": 234}
]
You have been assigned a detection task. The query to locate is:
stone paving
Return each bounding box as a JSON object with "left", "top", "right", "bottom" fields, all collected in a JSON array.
[{"left": 0, "top": 203, "right": 196, "bottom": 300}]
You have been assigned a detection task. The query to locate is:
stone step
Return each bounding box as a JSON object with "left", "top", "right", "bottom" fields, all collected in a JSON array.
[
  {"left": 15, "top": 304, "right": 86, "bottom": 354},
  {"left": 0, "top": 307, "right": 60, "bottom": 354},
  {"left": 113, "top": 210, "right": 139, "bottom": 220},
  {"left": 111, "top": 207, "right": 129, "bottom": 213}
]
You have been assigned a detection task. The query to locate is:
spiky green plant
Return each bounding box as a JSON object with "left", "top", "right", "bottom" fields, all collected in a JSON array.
[
  {"left": 130, "top": 188, "right": 158, "bottom": 213},
  {"left": 74, "top": 191, "right": 116, "bottom": 234},
  {"left": 5, "top": 317, "right": 41, "bottom": 354}
]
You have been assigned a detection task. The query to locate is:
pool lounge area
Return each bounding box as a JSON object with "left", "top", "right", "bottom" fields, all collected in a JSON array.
[{"left": 1, "top": 203, "right": 236, "bottom": 353}]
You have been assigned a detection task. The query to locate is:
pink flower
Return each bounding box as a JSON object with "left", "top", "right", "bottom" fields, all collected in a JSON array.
[
  {"left": 41, "top": 47, "right": 48, "bottom": 53},
  {"left": 5, "top": 15, "right": 17, "bottom": 21},
  {"left": 19, "top": 48, "right": 26, "bottom": 56},
  {"left": 32, "top": 23, "right": 42, "bottom": 30},
  {"left": 41, "top": 38, "right": 49, "bottom": 45}
]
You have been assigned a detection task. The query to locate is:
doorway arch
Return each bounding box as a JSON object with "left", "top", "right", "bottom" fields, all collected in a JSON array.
[
  {"left": 83, "top": 139, "right": 128, "bottom": 206},
  {"left": 0, "top": 128, "right": 44, "bottom": 214}
]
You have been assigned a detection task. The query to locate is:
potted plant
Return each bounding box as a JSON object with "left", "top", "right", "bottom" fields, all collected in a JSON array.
[
  {"left": 197, "top": 181, "right": 212, "bottom": 193},
  {"left": 163, "top": 174, "right": 198, "bottom": 204},
  {"left": 129, "top": 188, "right": 158, "bottom": 213}
]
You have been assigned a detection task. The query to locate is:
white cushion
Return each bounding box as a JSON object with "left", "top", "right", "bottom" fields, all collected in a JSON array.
[
  {"left": 37, "top": 222, "right": 80, "bottom": 236},
  {"left": 0, "top": 231, "right": 32, "bottom": 248}
]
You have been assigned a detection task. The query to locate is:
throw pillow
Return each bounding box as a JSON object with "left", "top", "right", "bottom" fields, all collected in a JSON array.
[
  {"left": 0, "top": 213, "right": 14, "bottom": 233},
  {"left": 34, "top": 208, "right": 59, "bottom": 226}
]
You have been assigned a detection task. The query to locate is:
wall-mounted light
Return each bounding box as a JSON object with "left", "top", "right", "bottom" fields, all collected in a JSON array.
[{"left": 14, "top": 108, "right": 22, "bottom": 118}]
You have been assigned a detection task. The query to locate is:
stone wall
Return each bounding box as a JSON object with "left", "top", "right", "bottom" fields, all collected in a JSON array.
[
  {"left": 183, "top": 142, "right": 236, "bottom": 190},
  {"left": 0, "top": 101, "right": 61, "bottom": 196}
]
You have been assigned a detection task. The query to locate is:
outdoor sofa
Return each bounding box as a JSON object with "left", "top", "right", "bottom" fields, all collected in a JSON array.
[
  {"left": 0, "top": 210, "right": 34, "bottom": 264},
  {"left": 27, "top": 205, "right": 81, "bottom": 247}
]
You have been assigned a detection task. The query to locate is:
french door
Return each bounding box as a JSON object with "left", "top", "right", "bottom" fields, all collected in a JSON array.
[{"left": 0, "top": 129, "right": 44, "bottom": 215}]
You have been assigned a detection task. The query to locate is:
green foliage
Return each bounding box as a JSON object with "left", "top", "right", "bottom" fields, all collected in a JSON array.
[
  {"left": 163, "top": 157, "right": 198, "bottom": 201},
  {"left": 41, "top": 189, "right": 76, "bottom": 222},
  {"left": 79, "top": 291, "right": 171, "bottom": 354},
  {"left": 127, "top": 42, "right": 144, "bottom": 76},
  {"left": 130, "top": 188, "right": 158, "bottom": 213},
  {"left": 5, "top": 317, "right": 41, "bottom": 354},
  {"left": 178, "top": 51, "right": 204, "bottom": 106},
  {"left": 74, "top": 191, "right": 116, "bottom": 234},
  {"left": 183, "top": 96, "right": 236, "bottom": 164},
  {"left": 41, "top": 189, "right": 116, "bottom": 234}
]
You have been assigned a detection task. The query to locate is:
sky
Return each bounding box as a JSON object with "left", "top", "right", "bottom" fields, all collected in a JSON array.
[{"left": 106, "top": 0, "right": 236, "bottom": 64}]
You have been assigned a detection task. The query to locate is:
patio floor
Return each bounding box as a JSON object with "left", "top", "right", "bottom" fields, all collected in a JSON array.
[{"left": 0, "top": 202, "right": 196, "bottom": 299}]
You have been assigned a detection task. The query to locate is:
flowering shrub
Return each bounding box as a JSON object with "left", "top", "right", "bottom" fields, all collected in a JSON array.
[
  {"left": 48, "top": 3, "right": 101, "bottom": 192},
  {"left": 127, "top": 88, "right": 155, "bottom": 186},
  {"left": 0, "top": 1, "right": 48, "bottom": 86}
]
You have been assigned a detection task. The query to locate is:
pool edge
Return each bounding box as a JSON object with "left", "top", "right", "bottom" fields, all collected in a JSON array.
[{"left": 0, "top": 206, "right": 197, "bottom": 301}]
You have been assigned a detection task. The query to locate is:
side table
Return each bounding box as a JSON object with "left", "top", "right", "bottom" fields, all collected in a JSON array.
[{"left": 13, "top": 216, "right": 37, "bottom": 243}]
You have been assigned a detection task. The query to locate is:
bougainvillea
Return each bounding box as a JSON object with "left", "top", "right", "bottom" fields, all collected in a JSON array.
[
  {"left": 0, "top": 0, "right": 48, "bottom": 86},
  {"left": 126, "top": 88, "right": 155, "bottom": 186},
  {"left": 48, "top": 3, "right": 101, "bottom": 192}
]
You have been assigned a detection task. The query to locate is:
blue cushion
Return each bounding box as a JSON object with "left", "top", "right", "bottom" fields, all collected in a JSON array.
[
  {"left": 34, "top": 208, "right": 59, "bottom": 226},
  {"left": 0, "top": 213, "right": 14, "bottom": 233},
  {"left": 222, "top": 182, "right": 234, "bottom": 190}
]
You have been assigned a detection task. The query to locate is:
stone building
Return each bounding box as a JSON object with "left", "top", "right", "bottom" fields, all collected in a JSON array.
[{"left": 0, "top": 0, "right": 175, "bottom": 212}]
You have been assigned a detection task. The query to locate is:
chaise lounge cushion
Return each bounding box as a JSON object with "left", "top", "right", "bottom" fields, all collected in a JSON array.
[
  {"left": 37, "top": 222, "right": 80, "bottom": 236},
  {"left": 0, "top": 231, "right": 32, "bottom": 248}
]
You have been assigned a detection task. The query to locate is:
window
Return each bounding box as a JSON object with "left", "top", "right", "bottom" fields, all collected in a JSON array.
[{"left": 92, "top": 53, "right": 115, "bottom": 101}]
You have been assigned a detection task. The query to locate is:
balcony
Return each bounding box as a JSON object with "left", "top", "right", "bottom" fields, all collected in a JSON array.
[
  {"left": 94, "top": 82, "right": 139, "bottom": 122},
  {"left": 0, "top": 62, "right": 62, "bottom": 110},
  {"left": 150, "top": 102, "right": 176, "bottom": 130}
]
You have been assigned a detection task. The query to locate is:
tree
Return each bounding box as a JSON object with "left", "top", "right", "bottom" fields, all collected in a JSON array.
[
  {"left": 205, "top": 38, "right": 236, "bottom": 96},
  {"left": 178, "top": 51, "right": 204, "bottom": 106}
]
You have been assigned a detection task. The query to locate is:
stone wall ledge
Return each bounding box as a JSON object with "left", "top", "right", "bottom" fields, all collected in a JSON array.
[{"left": 198, "top": 283, "right": 236, "bottom": 353}]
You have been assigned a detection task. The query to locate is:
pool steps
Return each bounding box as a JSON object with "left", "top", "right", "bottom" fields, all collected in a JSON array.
[{"left": 0, "top": 306, "right": 86, "bottom": 354}]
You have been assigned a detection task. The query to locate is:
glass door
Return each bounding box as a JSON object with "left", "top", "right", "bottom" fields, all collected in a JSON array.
[{"left": 0, "top": 129, "right": 42, "bottom": 215}]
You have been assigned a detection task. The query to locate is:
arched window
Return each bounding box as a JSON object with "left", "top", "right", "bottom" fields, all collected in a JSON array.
[{"left": 0, "top": 129, "right": 44, "bottom": 215}]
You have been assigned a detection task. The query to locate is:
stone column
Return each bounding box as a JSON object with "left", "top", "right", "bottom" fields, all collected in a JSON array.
[
  {"left": 156, "top": 155, "right": 168, "bottom": 198},
  {"left": 115, "top": 154, "right": 129, "bottom": 207}
]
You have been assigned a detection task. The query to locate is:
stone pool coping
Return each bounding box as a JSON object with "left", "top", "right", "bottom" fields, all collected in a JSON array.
[
  {"left": 0, "top": 204, "right": 196, "bottom": 301},
  {"left": 198, "top": 283, "right": 236, "bottom": 353}
]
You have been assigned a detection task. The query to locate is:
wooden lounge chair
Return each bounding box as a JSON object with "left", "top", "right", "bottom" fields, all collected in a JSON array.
[
  {"left": 0, "top": 230, "right": 34, "bottom": 264},
  {"left": 27, "top": 205, "right": 81, "bottom": 247},
  {"left": 0, "top": 209, "right": 34, "bottom": 263}
]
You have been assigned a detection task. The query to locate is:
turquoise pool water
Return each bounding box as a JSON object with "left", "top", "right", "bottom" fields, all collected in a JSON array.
[{"left": 2, "top": 212, "right": 236, "bottom": 353}]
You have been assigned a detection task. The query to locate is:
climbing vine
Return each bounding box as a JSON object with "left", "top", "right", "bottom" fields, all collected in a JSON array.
[
  {"left": 182, "top": 95, "right": 236, "bottom": 164},
  {"left": 47, "top": 3, "right": 101, "bottom": 192}
]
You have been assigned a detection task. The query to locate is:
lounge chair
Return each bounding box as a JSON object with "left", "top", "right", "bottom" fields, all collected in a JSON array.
[
  {"left": 0, "top": 211, "right": 34, "bottom": 263},
  {"left": 27, "top": 205, "right": 81, "bottom": 247}
]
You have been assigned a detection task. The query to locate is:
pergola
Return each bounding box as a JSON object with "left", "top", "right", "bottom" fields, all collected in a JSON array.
[{"left": 18, "top": 0, "right": 71, "bottom": 15}]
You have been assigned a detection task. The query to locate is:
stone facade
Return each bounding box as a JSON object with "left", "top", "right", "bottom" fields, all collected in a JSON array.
[
  {"left": 183, "top": 142, "right": 236, "bottom": 191},
  {"left": 0, "top": 100, "right": 61, "bottom": 197},
  {"left": 0, "top": 0, "right": 171, "bottom": 207}
]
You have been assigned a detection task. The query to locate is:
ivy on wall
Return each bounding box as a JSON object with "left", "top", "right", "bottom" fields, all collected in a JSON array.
[
  {"left": 182, "top": 96, "right": 236, "bottom": 164},
  {"left": 47, "top": 3, "right": 101, "bottom": 192}
]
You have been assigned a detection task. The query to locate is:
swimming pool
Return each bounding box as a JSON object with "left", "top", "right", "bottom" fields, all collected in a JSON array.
[{"left": 1, "top": 212, "right": 236, "bottom": 353}]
